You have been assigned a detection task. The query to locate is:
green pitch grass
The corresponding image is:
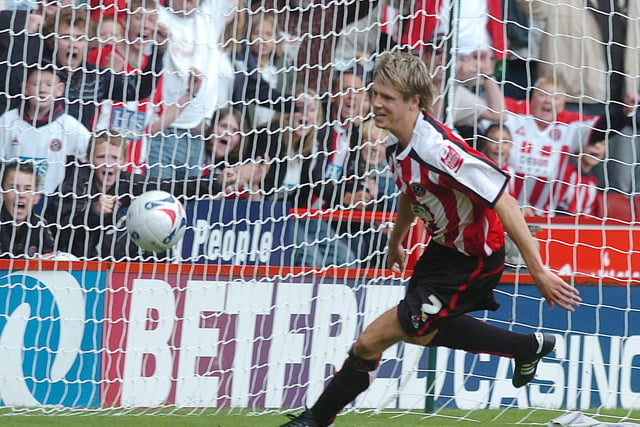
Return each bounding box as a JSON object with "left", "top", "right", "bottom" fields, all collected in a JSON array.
[{"left": 1, "top": 409, "right": 639, "bottom": 427}]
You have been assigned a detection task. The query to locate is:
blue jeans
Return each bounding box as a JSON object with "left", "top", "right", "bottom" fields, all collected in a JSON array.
[
  {"left": 147, "top": 129, "right": 205, "bottom": 180},
  {"left": 293, "top": 219, "right": 358, "bottom": 268}
]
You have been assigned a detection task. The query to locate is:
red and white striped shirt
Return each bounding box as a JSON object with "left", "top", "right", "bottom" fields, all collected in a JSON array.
[
  {"left": 554, "top": 158, "right": 599, "bottom": 216},
  {"left": 504, "top": 114, "right": 597, "bottom": 216},
  {"left": 387, "top": 113, "right": 508, "bottom": 256}
]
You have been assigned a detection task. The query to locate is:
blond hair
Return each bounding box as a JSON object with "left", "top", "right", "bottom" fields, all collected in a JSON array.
[
  {"left": 89, "top": 131, "right": 128, "bottom": 160},
  {"left": 373, "top": 51, "right": 434, "bottom": 113}
]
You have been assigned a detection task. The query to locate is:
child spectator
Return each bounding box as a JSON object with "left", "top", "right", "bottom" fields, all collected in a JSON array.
[
  {"left": 88, "top": 16, "right": 125, "bottom": 71},
  {"left": 357, "top": 119, "right": 397, "bottom": 207},
  {"left": 148, "top": 0, "right": 234, "bottom": 180},
  {"left": 203, "top": 107, "right": 264, "bottom": 198},
  {"left": 478, "top": 124, "right": 516, "bottom": 197},
  {"left": 89, "top": 0, "right": 159, "bottom": 174},
  {"left": 0, "top": 63, "right": 90, "bottom": 194},
  {"left": 39, "top": 7, "right": 162, "bottom": 129},
  {"left": 554, "top": 139, "right": 606, "bottom": 217},
  {"left": 233, "top": 11, "right": 297, "bottom": 127},
  {"left": 45, "top": 132, "right": 223, "bottom": 260},
  {"left": 339, "top": 118, "right": 398, "bottom": 268},
  {"left": 0, "top": 160, "right": 56, "bottom": 258}
]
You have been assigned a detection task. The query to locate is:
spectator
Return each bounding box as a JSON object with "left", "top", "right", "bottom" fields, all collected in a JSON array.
[
  {"left": 39, "top": 7, "right": 163, "bottom": 129},
  {"left": 232, "top": 11, "right": 297, "bottom": 127},
  {"left": 478, "top": 124, "right": 516, "bottom": 198},
  {"left": 0, "top": 160, "right": 56, "bottom": 258},
  {"left": 89, "top": 0, "right": 159, "bottom": 174},
  {"left": 45, "top": 132, "right": 222, "bottom": 260},
  {"left": 554, "top": 139, "right": 606, "bottom": 217},
  {"left": 517, "top": 0, "right": 640, "bottom": 193},
  {"left": 147, "top": 0, "right": 234, "bottom": 180},
  {"left": 504, "top": 76, "right": 633, "bottom": 217},
  {"left": 339, "top": 118, "right": 397, "bottom": 268},
  {"left": 88, "top": 16, "right": 124, "bottom": 66},
  {"left": 0, "top": 63, "right": 90, "bottom": 194},
  {"left": 357, "top": 119, "right": 397, "bottom": 206},
  {"left": 251, "top": 88, "right": 358, "bottom": 268},
  {"left": 419, "top": 34, "right": 505, "bottom": 127},
  {"left": 203, "top": 106, "right": 267, "bottom": 200},
  {"left": 251, "top": 90, "right": 324, "bottom": 206}
]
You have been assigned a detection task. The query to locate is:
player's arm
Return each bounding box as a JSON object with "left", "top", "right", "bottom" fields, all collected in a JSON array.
[
  {"left": 494, "top": 192, "right": 581, "bottom": 311},
  {"left": 387, "top": 192, "right": 416, "bottom": 273}
]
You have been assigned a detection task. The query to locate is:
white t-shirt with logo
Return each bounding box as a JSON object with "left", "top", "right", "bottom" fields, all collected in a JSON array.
[{"left": 0, "top": 109, "right": 90, "bottom": 193}]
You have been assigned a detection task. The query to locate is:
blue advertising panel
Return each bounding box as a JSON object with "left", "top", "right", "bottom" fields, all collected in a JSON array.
[
  {"left": 0, "top": 269, "right": 105, "bottom": 408},
  {"left": 176, "top": 199, "right": 292, "bottom": 265}
]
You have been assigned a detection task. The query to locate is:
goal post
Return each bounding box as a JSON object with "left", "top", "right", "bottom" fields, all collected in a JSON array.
[{"left": 0, "top": 0, "right": 639, "bottom": 424}]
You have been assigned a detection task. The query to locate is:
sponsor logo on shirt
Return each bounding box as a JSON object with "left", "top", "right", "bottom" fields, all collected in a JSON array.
[{"left": 440, "top": 145, "right": 463, "bottom": 173}]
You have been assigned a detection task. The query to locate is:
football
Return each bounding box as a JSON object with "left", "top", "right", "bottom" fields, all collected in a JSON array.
[{"left": 126, "top": 190, "right": 187, "bottom": 252}]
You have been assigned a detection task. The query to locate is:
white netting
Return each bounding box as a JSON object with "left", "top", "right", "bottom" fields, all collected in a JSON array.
[{"left": 0, "top": 0, "right": 638, "bottom": 424}]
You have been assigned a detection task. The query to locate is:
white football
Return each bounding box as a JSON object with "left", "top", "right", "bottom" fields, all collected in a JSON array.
[{"left": 126, "top": 190, "right": 187, "bottom": 252}]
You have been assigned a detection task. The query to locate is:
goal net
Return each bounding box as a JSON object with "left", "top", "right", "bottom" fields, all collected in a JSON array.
[{"left": 0, "top": 0, "right": 639, "bottom": 424}]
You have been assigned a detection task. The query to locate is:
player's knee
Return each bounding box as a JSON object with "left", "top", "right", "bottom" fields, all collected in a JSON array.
[{"left": 351, "top": 337, "right": 381, "bottom": 362}]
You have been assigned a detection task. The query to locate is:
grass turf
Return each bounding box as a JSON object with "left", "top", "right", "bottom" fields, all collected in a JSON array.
[{"left": 0, "top": 409, "right": 639, "bottom": 426}]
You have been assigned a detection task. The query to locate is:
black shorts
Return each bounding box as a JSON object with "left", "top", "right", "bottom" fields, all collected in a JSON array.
[{"left": 397, "top": 241, "right": 505, "bottom": 337}]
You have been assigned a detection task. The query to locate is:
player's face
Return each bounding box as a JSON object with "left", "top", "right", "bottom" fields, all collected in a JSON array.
[
  {"left": 371, "top": 78, "right": 419, "bottom": 140},
  {"left": 483, "top": 128, "right": 513, "bottom": 167},
  {"left": 2, "top": 171, "right": 40, "bottom": 223},
  {"left": 24, "top": 70, "right": 63, "bottom": 116},
  {"left": 332, "top": 73, "right": 365, "bottom": 124},
  {"left": 91, "top": 142, "right": 125, "bottom": 190},
  {"left": 55, "top": 23, "right": 88, "bottom": 71},
  {"left": 125, "top": 8, "right": 157, "bottom": 46},
  {"left": 531, "top": 82, "right": 566, "bottom": 124},
  {"left": 209, "top": 114, "right": 241, "bottom": 162}
]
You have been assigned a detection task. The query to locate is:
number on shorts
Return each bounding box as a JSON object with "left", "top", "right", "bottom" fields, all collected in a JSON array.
[{"left": 421, "top": 294, "right": 442, "bottom": 315}]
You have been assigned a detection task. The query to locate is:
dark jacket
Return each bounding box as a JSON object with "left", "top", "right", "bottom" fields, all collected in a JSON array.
[
  {"left": 44, "top": 163, "right": 221, "bottom": 260},
  {"left": 0, "top": 206, "right": 55, "bottom": 258}
]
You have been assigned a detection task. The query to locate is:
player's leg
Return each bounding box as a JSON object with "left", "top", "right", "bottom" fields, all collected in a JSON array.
[
  {"left": 401, "top": 242, "right": 556, "bottom": 388},
  {"left": 281, "top": 307, "right": 412, "bottom": 427}
]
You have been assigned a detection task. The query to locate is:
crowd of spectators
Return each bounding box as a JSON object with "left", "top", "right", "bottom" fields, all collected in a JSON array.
[{"left": 0, "top": 0, "right": 638, "bottom": 264}]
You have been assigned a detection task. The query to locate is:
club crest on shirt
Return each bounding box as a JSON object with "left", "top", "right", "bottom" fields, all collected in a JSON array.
[
  {"left": 410, "top": 183, "right": 425, "bottom": 196},
  {"left": 49, "top": 139, "right": 63, "bottom": 152},
  {"left": 550, "top": 127, "right": 562, "bottom": 141},
  {"left": 440, "top": 145, "right": 464, "bottom": 173}
]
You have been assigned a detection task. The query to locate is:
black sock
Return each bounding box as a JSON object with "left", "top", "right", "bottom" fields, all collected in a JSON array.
[
  {"left": 428, "top": 314, "right": 537, "bottom": 360},
  {"left": 310, "top": 350, "right": 380, "bottom": 425}
]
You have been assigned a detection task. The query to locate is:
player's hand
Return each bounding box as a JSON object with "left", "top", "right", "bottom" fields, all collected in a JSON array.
[
  {"left": 532, "top": 269, "right": 582, "bottom": 311},
  {"left": 95, "top": 195, "right": 117, "bottom": 215},
  {"left": 387, "top": 241, "right": 406, "bottom": 274}
]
